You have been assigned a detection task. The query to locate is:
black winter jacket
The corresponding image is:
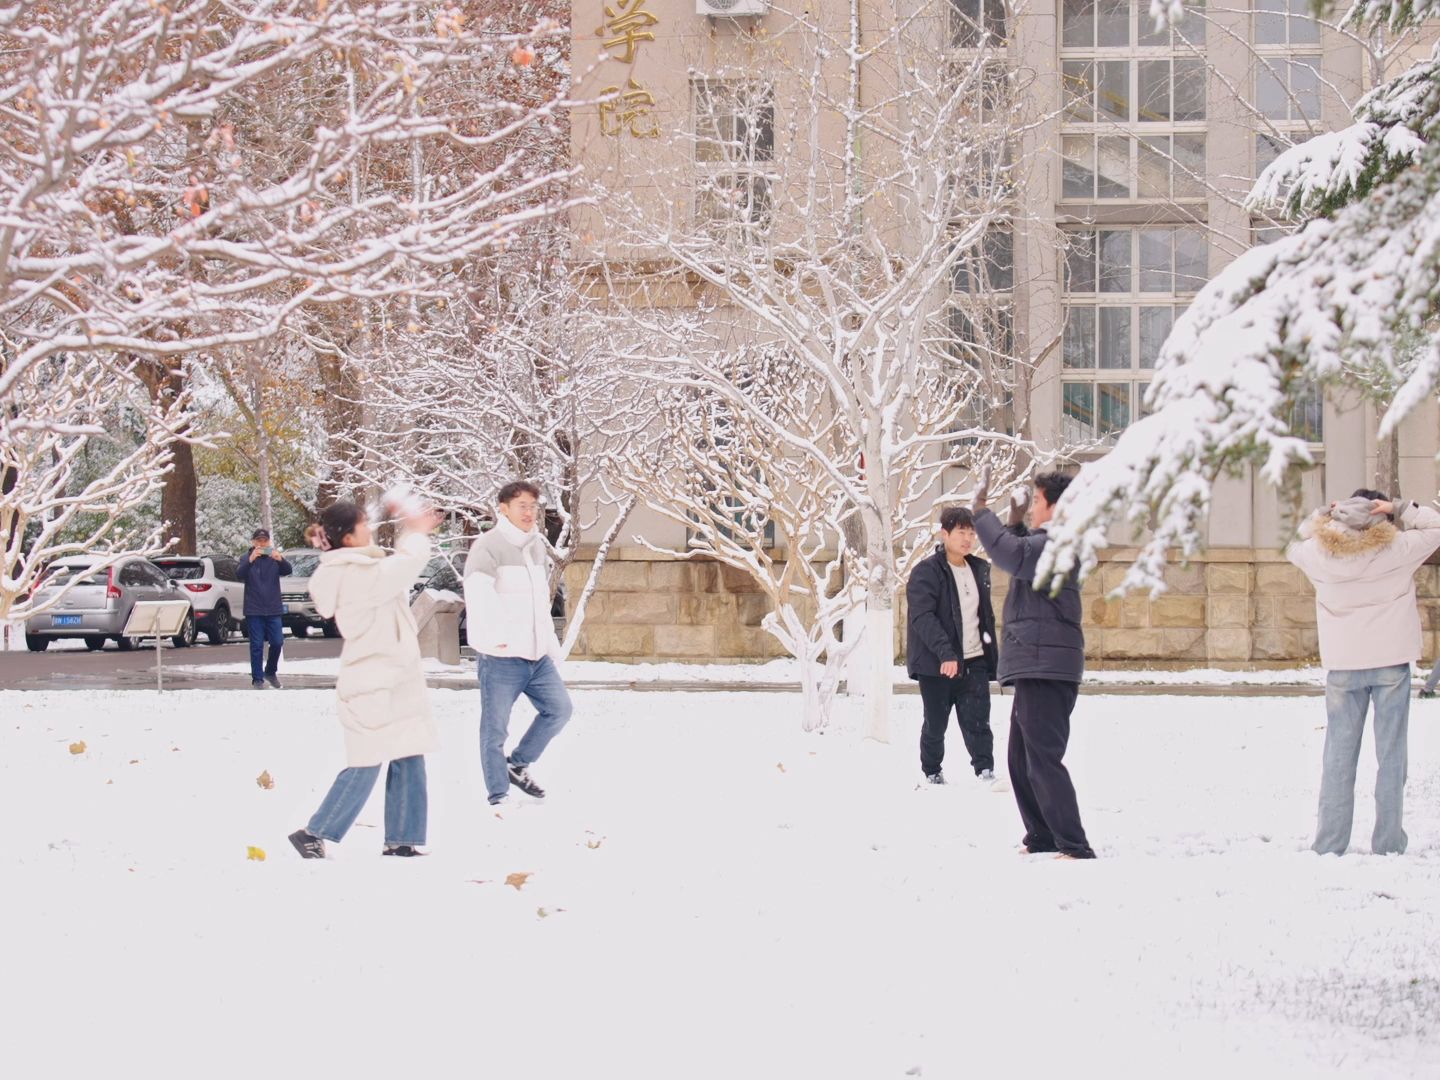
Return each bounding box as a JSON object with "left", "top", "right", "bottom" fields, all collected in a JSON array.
[
  {"left": 905, "top": 546, "right": 998, "bottom": 679},
  {"left": 236, "top": 550, "right": 295, "bottom": 617},
  {"left": 974, "top": 509, "right": 1084, "bottom": 685}
]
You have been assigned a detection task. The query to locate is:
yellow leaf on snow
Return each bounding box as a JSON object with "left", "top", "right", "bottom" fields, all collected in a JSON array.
[
  {"left": 776, "top": 762, "right": 786, "bottom": 773},
  {"left": 68, "top": 741, "right": 87, "bottom": 755},
  {"left": 246, "top": 846, "right": 266, "bottom": 862},
  {"left": 256, "top": 770, "right": 275, "bottom": 790},
  {"left": 505, "top": 871, "right": 532, "bottom": 891}
]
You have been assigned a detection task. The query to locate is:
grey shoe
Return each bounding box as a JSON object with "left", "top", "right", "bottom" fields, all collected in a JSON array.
[
  {"left": 251, "top": 680, "right": 266, "bottom": 689},
  {"left": 925, "top": 771, "right": 946, "bottom": 785},
  {"left": 978, "top": 768, "right": 996, "bottom": 781},
  {"left": 265, "top": 674, "right": 282, "bottom": 689}
]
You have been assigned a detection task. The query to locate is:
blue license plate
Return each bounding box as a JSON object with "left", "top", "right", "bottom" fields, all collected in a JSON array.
[
  {"left": 52, "top": 614, "right": 82, "bottom": 627},
  {"left": 281, "top": 604, "right": 290, "bottom": 614}
]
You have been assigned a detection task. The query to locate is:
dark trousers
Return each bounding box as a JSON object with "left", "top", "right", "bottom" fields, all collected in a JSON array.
[
  {"left": 1008, "top": 678, "right": 1093, "bottom": 857},
  {"left": 246, "top": 615, "right": 284, "bottom": 682},
  {"left": 918, "top": 662, "right": 994, "bottom": 776}
]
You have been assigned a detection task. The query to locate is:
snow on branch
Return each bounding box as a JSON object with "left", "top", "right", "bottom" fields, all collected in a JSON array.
[
  {"left": 1250, "top": 45, "right": 1438, "bottom": 219},
  {"left": 1042, "top": 141, "right": 1440, "bottom": 594}
]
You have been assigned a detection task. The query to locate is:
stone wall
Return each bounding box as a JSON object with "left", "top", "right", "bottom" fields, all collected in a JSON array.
[{"left": 564, "top": 548, "right": 1440, "bottom": 665}]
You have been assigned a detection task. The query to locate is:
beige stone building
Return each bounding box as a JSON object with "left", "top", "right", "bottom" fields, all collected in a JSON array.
[{"left": 566, "top": 0, "right": 1440, "bottom": 666}]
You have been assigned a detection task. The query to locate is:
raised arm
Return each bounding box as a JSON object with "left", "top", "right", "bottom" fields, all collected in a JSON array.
[{"left": 974, "top": 508, "right": 1034, "bottom": 577}]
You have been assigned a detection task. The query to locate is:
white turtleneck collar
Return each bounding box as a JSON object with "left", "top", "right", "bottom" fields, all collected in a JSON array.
[{"left": 494, "top": 515, "right": 539, "bottom": 548}]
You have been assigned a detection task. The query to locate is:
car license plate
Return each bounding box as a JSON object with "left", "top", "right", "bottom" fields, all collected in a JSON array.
[
  {"left": 52, "top": 614, "right": 82, "bottom": 627},
  {"left": 281, "top": 604, "right": 289, "bottom": 614}
]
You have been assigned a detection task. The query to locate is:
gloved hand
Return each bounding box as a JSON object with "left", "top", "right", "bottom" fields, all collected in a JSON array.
[
  {"left": 1007, "top": 485, "right": 1030, "bottom": 527},
  {"left": 1328, "top": 496, "right": 1387, "bottom": 530},
  {"left": 970, "top": 465, "right": 992, "bottom": 513}
]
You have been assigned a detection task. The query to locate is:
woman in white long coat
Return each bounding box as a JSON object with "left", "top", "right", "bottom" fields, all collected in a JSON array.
[{"left": 288, "top": 501, "right": 440, "bottom": 859}]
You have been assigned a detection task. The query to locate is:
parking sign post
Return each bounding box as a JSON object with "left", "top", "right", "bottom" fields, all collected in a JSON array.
[{"left": 122, "top": 601, "right": 192, "bottom": 692}]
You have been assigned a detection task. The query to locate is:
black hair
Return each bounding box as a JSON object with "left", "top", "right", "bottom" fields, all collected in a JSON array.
[
  {"left": 1035, "top": 471, "right": 1073, "bottom": 508},
  {"left": 319, "top": 501, "right": 365, "bottom": 550},
  {"left": 1352, "top": 488, "right": 1394, "bottom": 522},
  {"left": 939, "top": 506, "right": 976, "bottom": 532},
  {"left": 497, "top": 480, "right": 541, "bottom": 505}
]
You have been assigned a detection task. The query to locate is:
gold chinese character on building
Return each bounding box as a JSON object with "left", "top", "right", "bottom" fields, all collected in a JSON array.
[
  {"left": 600, "top": 80, "right": 661, "bottom": 138},
  {"left": 598, "top": 0, "right": 658, "bottom": 65}
]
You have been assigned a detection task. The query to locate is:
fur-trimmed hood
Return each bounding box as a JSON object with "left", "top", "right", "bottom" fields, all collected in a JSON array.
[{"left": 1299, "top": 512, "right": 1399, "bottom": 559}]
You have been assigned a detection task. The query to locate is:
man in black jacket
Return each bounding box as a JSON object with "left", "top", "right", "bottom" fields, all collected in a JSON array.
[
  {"left": 236, "top": 527, "right": 294, "bottom": 689},
  {"left": 973, "top": 472, "right": 1095, "bottom": 859},
  {"left": 906, "top": 506, "right": 998, "bottom": 784}
]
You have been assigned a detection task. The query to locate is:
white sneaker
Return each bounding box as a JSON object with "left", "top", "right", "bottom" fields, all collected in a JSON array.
[{"left": 978, "top": 769, "right": 995, "bottom": 781}]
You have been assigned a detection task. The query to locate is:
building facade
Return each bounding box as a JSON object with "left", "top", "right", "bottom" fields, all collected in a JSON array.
[{"left": 567, "top": 0, "right": 1440, "bottom": 665}]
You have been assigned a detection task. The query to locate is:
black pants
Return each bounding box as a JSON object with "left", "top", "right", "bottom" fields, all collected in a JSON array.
[
  {"left": 918, "top": 662, "right": 993, "bottom": 776},
  {"left": 1008, "top": 679, "right": 1094, "bottom": 857}
]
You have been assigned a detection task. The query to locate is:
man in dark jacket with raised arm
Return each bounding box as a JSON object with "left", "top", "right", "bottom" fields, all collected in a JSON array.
[
  {"left": 236, "top": 527, "right": 294, "bottom": 690},
  {"left": 906, "top": 506, "right": 999, "bottom": 784},
  {"left": 973, "top": 472, "right": 1095, "bottom": 859}
]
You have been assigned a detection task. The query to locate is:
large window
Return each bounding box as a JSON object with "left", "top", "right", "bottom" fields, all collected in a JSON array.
[
  {"left": 1060, "top": 0, "right": 1208, "bottom": 202},
  {"left": 1252, "top": 0, "right": 1322, "bottom": 176},
  {"left": 949, "top": 0, "right": 1006, "bottom": 48},
  {"left": 948, "top": 225, "right": 1016, "bottom": 436},
  {"left": 692, "top": 80, "right": 775, "bottom": 237},
  {"left": 1061, "top": 227, "right": 1207, "bottom": 444}
]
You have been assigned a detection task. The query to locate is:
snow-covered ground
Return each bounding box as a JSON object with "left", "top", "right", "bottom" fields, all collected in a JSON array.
[
  {"left": 5, "top": 687, "right": 1439, "bottom": 1078},
  {"left": 172, "top": 653, "right": 1346, "bottom": 688}
]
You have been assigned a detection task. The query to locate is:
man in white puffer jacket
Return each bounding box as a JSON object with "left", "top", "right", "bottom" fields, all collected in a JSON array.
[
  {"left": 464, "top": 481, "right": 571, "bottom": 806},
  {"left": 1287, "top": 489, "right": 1440, "bottom": 855}
]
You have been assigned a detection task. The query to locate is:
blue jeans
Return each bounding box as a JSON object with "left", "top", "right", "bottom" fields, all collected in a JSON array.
[
  {"left": 1314, "top": 665, "right": 1409, "bottom": 855},
  {"left": 1424, "top": 658, "right": 1440, "bottom": 694},
  {"left": 307, "top": 755, "right": 427, "bottom": 846},
  {"left": 478, "top": 654, "right": 572, "bottom": 802},
  {"left": 246, "top": 615, "right": 284, "bottom": 682}
]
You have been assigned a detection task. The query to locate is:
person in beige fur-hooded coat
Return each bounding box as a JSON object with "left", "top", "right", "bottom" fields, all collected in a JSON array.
[
  {"left": 286, "top": 500, "right": 441, "bottom": 860},
  {"left": 1286, "top": 490, "right": 1440, "bottom": 857}
]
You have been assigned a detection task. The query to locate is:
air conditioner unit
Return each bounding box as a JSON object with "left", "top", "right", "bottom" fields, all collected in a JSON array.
[{"left": 697, "top": 0, "right": 769, "bottom": 17}]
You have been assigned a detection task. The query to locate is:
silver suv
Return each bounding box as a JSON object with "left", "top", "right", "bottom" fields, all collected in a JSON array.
[
  {"left": 24, "top": 556, "right": 198, "bottom": 651},
  {"left": 278, "top": 552, "right": 339, "bottom": 638},
  {"left": 153, "top": 555, "right": 246, "bottom": 644}
]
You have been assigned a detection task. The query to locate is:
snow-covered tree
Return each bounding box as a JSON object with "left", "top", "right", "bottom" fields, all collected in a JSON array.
[
  {"left": 592, "top": 3, "right": 1046, "bottom": 737},
  {"left": 1, "top": 1, "right": 575, "bottom": 587},
  {"left": 1040, "top": 0, "right": 1440, "bottom": 595},
  {"left": 0, "top": 354, "right": 182, "bottom": 620},
  {"left": 614, "top": 343, "right": 866, "bottom": 731}
]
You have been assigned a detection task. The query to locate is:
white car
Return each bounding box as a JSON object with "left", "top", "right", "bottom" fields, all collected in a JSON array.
[{"left": 153, "top": 555, "right": 247, "bottom": 644}]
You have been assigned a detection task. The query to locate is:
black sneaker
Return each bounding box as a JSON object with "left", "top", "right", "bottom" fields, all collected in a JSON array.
[
  {"left": 507, "top": 758, "right": 546, "bottom": 799},
  {"left": 289, "top": 829, "right": 325, "bottom": 859},
  {"left": 382, "top": 845, "right": 427, "bottom": 857},
  {"left": 925, "top": 771, "right": 946, "bottom": 785},
  {"left": 265, "top": 674, "right": 282, "bottom": 689},
  {"left": 1420, "top": 690, "right": 1436, "bottom": 700}
]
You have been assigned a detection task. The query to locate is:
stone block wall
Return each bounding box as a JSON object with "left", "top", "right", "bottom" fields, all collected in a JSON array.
[{"left": 564, "top": 548, "right": 1440, "bottom": 666}]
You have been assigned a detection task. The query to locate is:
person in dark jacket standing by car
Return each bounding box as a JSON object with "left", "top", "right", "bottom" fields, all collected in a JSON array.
[
  {"left": 236, "top": 527, "right": 293, "bottom": 689},
  {"left": 973, "top": 472, "right": 1095, "bottom": 859},
  {"left": 906, "top": 506, "right": 999, "bottom": 784}
]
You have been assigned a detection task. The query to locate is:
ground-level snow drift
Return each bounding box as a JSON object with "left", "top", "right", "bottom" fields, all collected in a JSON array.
[{"left": 3, "top": 687, "right": 1438, "bottom": 1079}]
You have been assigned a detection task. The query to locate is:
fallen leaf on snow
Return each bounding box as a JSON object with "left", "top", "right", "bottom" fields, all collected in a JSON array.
[
  {"left": 68, "top": 741, "right": 87, "bottom": 755},
  {"left": 246, "top": 846, "right": 266, "bottom": 862},
  {"left": 537, "top": 907, "right": 550, "bottom": 919},
  {"left": 256, "top": 770, "right": 275, "bottom": 790},
  {"left": 128, "top": 759, "right": 140, "bottom": 765},
  {"left": 776, "top": 762, "right": 787, "bottom": 773},
  {"left": 505, "top": 871, "right": 532, "bottom": 891},
  {"left": 585, "top": 839, "right": 603, "bottom": 850}
]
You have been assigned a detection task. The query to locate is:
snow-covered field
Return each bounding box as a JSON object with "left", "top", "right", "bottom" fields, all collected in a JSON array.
[{"left": 4, "top": 686, "right": 1439, "bottom": 1079}]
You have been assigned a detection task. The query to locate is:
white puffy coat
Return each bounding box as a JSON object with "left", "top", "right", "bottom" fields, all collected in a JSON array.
[
  {"left": 1286, "top": 500, "right": 1440, "bottom": 671},
  {"left": 308, "top": 532, "right": 438, "bottom": 767},
  {"left": 462, "top": 516, "right": 561, "bottom": 661}
]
